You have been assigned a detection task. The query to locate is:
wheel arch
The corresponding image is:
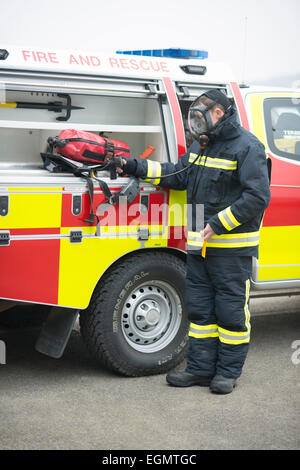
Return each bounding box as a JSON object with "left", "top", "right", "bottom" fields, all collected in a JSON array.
[{"left": 88, "top": 247, "right": 187, "bottom": 308}]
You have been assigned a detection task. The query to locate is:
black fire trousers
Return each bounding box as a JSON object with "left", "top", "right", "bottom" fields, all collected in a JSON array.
[{"left": 185, "top": 254, "right": 253, "bottom": 379}]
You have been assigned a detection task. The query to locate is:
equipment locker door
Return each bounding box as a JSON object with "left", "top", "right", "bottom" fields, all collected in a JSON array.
[{"left": 0, "top": 183, "right": 62, "bottom": 304}]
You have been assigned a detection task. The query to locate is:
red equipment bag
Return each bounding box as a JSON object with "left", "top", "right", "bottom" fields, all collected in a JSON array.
[{"left": 48, "top": 129, "right": 130, "bottom": 164}]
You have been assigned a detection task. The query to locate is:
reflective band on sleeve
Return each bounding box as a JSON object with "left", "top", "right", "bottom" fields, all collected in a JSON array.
[
  {"left": 189, "top": 322, "right": 219, "bottom": 338},
  {"left": 218, "top": 206, "right": 241, "bottom": 231},
  {"left": 187, "top": 231, "right": 259, "bottom": 249},
  {"left": 145, "top": 160, "right": 162, "bottom": 185},
  {"left": 189, "top": 153, "right": 237, "bottom": 170}
]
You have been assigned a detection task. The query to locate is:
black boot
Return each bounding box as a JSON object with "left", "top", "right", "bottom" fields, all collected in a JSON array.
[
  {"left": 166, "top": 371, "right": 212, "bottom": 387},
  {"left": 210, "top": 374, "right": 237, "bottom": 394}
]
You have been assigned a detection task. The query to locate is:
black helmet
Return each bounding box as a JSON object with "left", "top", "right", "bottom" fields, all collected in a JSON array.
[{"left": 202, "top": 89, "right": 232, "bottom": 112}]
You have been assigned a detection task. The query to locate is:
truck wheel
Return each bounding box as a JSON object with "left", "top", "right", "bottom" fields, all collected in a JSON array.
[{"left": 79, "top": 252, "right": 188, "bottom": 377}]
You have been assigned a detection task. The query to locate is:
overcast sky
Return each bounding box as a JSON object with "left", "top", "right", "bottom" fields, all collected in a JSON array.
[{"left": 1, "top": 0, "right": 299, "bottom": 85}]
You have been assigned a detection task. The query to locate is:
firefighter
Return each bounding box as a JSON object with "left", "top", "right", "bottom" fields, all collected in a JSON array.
[{"left": 119, "top": 89, "right": 271, "bottom": 394}]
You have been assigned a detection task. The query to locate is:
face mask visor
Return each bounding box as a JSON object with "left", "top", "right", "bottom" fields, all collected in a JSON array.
[{"left": 188, "top": 104, "right": 213, "bottom": 139}]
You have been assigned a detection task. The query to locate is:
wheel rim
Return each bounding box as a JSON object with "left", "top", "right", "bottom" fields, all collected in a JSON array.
[{"left": 121, "top": 280, "right": 183, "bottom": 353}]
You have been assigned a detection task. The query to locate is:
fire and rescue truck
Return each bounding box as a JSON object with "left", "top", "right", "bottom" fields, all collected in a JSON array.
[{"left": 0, "top": 47, "right": 299, "bottom": 377}]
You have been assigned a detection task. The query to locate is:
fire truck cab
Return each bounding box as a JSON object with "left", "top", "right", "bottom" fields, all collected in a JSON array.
[{"left": 0, "top": 47, "right": 299, "bottom": 376}]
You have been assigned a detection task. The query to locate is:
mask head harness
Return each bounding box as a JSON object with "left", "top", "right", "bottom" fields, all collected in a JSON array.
[{"left": 188, "top": 89, "right": 232, "bottom": 143}]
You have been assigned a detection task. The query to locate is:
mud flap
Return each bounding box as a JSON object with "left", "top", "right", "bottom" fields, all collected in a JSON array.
[{"left": 35, "top": 307, "right": 78, "bottom": 359}]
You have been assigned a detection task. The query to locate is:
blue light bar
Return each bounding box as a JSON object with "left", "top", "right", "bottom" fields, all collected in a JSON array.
[{"left": 116, "top": 48, "right": 208, "bottom": 59}]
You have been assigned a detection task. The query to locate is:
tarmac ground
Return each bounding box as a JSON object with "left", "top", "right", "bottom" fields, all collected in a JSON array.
[{"left": 0, "top": 292, "right": 299, "bottom": 450}]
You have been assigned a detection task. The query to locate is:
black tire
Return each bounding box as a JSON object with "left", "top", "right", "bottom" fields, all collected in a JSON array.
[{"left": 79, "top": 252, "right": 188, "bottom": 377}]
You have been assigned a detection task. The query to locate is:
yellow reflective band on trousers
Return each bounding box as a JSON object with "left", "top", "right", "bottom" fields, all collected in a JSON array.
[
  {"left": 218, "top": 206, "right": 241, "bottom": 231},
  {"left": 218, "top": 327, "right": 250, "bottom": 344},
  {"left": 189, "top": 153, "right": 237, "bottom": 170},
  {"left": 189, "top": 323, "right": 219, "bottom": 338},
  {"left": 189, "top": 323, "right": 250, "bottom": 344},
  {"left": 187, "top": 231, "right": 260, "bottom": 249},
  {"left": 188, "top": 280, "right": 251, "bottom": 345},
  {"left": 145, "top": 160, "right": 162, "bottom": 185}
]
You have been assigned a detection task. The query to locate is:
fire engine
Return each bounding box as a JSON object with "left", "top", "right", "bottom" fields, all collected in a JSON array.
[{"left": 0, "top": 46, "right": 299, "bottom": 376}]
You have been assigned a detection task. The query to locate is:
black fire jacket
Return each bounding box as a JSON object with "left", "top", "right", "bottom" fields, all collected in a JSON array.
[{"left": 122, "top": 110, "right": 271, "bottom": 257}]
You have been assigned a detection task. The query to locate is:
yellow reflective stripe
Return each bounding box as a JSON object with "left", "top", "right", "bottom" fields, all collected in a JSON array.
[
  {"left": 145, "top": 160, "right": 161, "bottom": 185},
  {"left": 187, "top": 239, "right": 204, "bottom": 247},
  {"left": 187, "top": 231, "right": 260, "bottom": 248},
  {"left": 188, "top": 231, "right": 259, "bottom": 239},
  {"left": 218, "top": 206, "right": 241, "bottom": 231},
  {"left": 218, "top": 211, "right": 232, "bottom": 231},
  {"left": 187, "top": 231, "right": 203, "bottom": 246},
  {"left": 218, "top": 279, "right": 251, "bottom": 345},
  {"left": 226, "top": 207, "right": 241, "bottom": 227},
  {"left": 189, "top": 153, "right": 199, "bottom": 164},
  {"left": 189, "top": 322, "right": 219, "bottom": 338},
  {"left": 189, "top": 320, "right": 251, "bottom": 343},
  {"left": 218, "top": 327, "right": 250, "bottom": 344},
  {"left": 0, "top": 102, "right": 17, "bottom": 108},
  {"left": 207, "top": 241, "right": 259, "bottom": 248},
  {"left": 244, "top": 279, "right": 251, "bottom": 337},
  {"left": 145, "top": 160, "right": 154, "bottom": 179},
  {"left": 189, "top": 153, "right": 237, "bottom": 170}
]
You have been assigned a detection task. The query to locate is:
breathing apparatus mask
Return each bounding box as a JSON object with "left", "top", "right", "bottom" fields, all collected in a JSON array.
[
  {"left": 123, "top": 89, "right": 232, "bottom": 182},
  {"left": 187, "top": 90, "right": 232, "bottom": 144}
]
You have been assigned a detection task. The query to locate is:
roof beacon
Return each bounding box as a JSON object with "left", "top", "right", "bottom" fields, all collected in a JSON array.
[{"left": 116, "top": 48, "right": 208, "bottom": 59}]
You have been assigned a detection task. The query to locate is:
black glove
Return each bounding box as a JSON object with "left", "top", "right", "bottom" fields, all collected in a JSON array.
[{"left": 121, "top": 157, "right": 138, "bottom": 175}]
